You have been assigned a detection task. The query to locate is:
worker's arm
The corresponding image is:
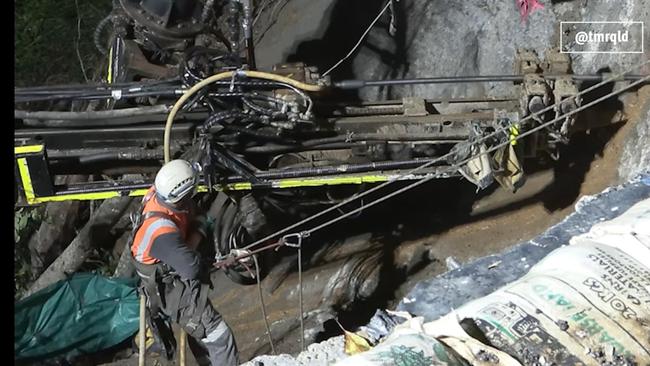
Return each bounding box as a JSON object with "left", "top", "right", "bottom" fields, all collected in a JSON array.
[
  {"left": 149, "top": 231, "right": 201, "bottom": 280},
  {"left": 188, "top": 210, "right": 211, "bottom": 251}
]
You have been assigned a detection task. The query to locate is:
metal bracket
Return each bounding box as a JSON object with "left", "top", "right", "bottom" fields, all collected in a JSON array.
[
  {"left": 402, "top": 97, "right": 427, "bottom": 116},
  {"left": 514, "top": 49, "right": 541, "bottom": 76},
  {"left": 211, "top": 144, "right": 262, "bottom": 184},
  {"left": 281, "top": 232, "right": 311, "bottom": 248}
]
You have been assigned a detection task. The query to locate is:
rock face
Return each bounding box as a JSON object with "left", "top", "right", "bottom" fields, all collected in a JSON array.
[
  {"left": 618, "top": 89, "right": 650, "bottom": 181},
  {"left": 258, "top": 0, "right": 649, "bottom": 102},
  {"left": 348, "top": 0, "right": 649, "bottom": 102}
]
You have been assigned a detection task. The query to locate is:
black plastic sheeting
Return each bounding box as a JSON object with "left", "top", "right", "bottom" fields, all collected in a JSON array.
[{"left": 397, "top": 173, "right": 650, "bottom": 321}]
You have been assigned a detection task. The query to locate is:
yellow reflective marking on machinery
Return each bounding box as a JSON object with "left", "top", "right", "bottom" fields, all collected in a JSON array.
[
  {"left": 275, "top": 175, "right": 389, "bottom": 188},
  {"left": 216, "top": 182, "right": 253, "bottom": 191},
  {"left": 18, "top": 170, "right": 415, "bottom": 203},
  {"left": 15, "top": 145, "right": 44, "bottom": 154},
  {"left": 30, "top": 189, "right": 150, "bottom": 203},
  {"left": 17, "top": 158, "right": 36, "bottom": 202},
  {"left": 509, "top": 124, "right": 520, "bottom": 146},
  {"left": 107, "top": 46, "right": 113, "bottom": 83}
]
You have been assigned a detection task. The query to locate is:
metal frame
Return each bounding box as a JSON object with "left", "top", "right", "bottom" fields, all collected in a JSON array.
[{"left": 14, "top": 143, "right": 455, "bottom": 204}]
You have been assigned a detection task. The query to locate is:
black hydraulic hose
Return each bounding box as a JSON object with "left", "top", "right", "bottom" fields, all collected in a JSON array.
[
  {"left": 242, "top": 97, "right": 283, "bottom": 117},
  {"left": 244, "top": 142, "right": 359, "bottom": 153},
  {"left": 15, "top": 79, "right": 180, "bottom": 92},
  {"left": 224, "top": 125, "right": 296, "bottom": 143},
  {"left": 15, "top": 89, "right": 181, "bottom": 103},
  {"left": 334, "top": 74, "right": 649, "bottom": 89},
  {"left": 204, "top": 110, "right": 249, "bottom": 129},
  {"left": 15, "top": 105, "right": 170, "bottom": 120},
  {"left": 209, "top": 92, "right": 288, "bottom": 106},
  {"left": 94, "top": 15, "right": 113, "bottom": 55},
  {"left": 243, "top": 133, "right": 464, "bottom": 153},
  {"left": 15, "top": 80, "right": 295, "bottom": 103}
]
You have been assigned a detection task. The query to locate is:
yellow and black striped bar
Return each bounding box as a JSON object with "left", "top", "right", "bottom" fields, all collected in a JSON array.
[{"left": 15, "top": 144, "right": 442, "bottom": 204}]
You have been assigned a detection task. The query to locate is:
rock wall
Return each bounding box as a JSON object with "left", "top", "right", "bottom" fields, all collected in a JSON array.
[{"left": 618, "top": 91, "right": 650, "bottom": 181}]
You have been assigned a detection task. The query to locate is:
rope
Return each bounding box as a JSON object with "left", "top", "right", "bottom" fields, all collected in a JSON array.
[
  {"left": 298, "top": 244, "right": 304, "bottom": 352},
  {"left": 321, "top": 0, "right": 393, "bottom": 77},
  {"left": 253, "top": 255, "right": 276, "bottom": 354},
  {"left": 235, "top": 59, "right": 650, "bottom": 253}
]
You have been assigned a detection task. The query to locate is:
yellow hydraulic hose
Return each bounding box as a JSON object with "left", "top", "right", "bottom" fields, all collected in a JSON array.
[{"left": 164, "top": 70, "right": 323, "bottom": 162}]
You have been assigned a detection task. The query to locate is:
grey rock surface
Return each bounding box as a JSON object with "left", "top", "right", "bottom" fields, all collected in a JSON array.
[
  {"left": 351, "top": 0, "right": 649, "bottom": 103},
  {"left": 619, "top": 94, "right": 650, "bottom": 181},
  {"left": 258, "top": 0, "right": 649, "bottom": 104}
]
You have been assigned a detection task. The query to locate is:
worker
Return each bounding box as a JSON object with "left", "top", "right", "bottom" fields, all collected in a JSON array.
[{"left": 130, "top": 159, "right": 239, "bottom": 365}]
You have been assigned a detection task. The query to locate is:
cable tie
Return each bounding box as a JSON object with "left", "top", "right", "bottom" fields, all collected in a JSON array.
[{"left": 230, "top": 70, "right": 246, "bottom": 92}]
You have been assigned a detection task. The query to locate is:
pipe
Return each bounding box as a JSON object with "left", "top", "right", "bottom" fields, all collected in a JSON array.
[
  {"left": 240, "top": 0, "right": 256, "bottom": 69},
  {"left": 179, "top": 330, "right": 187, "bottom": 366},
  {"left": 138, "top": 295, "right": 146, "bottom": 366},
  {"left": 15, "top": 105, "right": 171, "bottom": 120},
  {"left": 334, "top": 74, "right": 649, "bottom": 89}
]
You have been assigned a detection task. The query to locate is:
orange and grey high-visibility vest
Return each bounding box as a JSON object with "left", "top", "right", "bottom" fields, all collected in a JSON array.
[{"left": 131, "top": 187, "right": 190, "bottom": 264}]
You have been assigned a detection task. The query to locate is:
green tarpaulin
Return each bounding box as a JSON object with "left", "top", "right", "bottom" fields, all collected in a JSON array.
[{"left": 15, "top": 273, "right": 140, "bottom": 363}]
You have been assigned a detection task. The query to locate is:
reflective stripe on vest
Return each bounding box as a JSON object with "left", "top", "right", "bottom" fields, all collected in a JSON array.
[
  {"left": 133, "top": 218, "right": 178, "bottom": 263},
  {"left": 131, "top": 187, "right": 190, "bottom": 264}
]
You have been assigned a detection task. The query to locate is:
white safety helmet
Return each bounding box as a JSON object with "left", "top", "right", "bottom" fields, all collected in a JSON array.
[{"left": 154, "top": 159, "right": 198, "bottom": 204}]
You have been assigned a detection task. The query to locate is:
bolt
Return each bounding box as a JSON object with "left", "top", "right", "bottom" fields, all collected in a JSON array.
[{"left": 555, "top": 320, "right": 569, "bottom": 331}]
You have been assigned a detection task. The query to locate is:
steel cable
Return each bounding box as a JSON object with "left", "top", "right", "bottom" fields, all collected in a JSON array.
[{"left": 253, "top": 255, "right": 276, "bottom": 354}]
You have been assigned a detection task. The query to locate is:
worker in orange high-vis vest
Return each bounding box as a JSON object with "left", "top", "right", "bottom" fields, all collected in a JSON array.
[{"left": 130, "top": 159, "right": 238, "bottom": 366}]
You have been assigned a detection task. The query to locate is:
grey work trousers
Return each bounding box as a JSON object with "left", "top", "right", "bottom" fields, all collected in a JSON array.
[{"left": 159, "top": 277, "right": 239, "bottom": 366}]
